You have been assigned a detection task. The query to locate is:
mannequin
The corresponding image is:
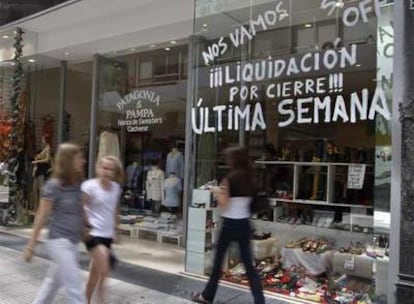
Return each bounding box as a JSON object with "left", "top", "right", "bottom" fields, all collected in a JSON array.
[
  {"left": 32, "top": 135, "right": 52, "bottom": 211},
  {"left": 166, "top": 147, "right": 184, "bottom": 179},
  {"left": 163, "top": 172, "right": 182, "bottom": 213},
  {"left": 126, "top": 160, "right": 142, "bottom": 209},
  {"left": 146, "top": 161, "right": 165, "bottom": 215}
]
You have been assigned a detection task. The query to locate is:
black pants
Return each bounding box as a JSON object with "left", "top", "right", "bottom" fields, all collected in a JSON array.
[{"left": 202, "top": 218, "right": 265, "bottom": 304}]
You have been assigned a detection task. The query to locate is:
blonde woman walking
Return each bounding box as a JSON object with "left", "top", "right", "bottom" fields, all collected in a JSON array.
[{"left": 24, "top": 143, "right": 87, "bottom": 304}]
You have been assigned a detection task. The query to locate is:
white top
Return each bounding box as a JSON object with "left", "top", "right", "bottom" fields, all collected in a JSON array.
[
  {"left": 146, "top": 167, "right": 165, "bottom": 202},
  {"left": 81, "top": 179, "right": 122, "bottom": 238},
  {"left": 220, "top": 197, "right": 251, "bottom": 219},
  {"left": 97, "top": 131, "right": 120, "bottom": 160}
]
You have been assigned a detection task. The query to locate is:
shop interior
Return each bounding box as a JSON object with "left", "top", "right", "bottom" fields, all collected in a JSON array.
[
  {"left": 95, "top": 45, "right": 188, "bottom": 251},
  {"left": 186, "top": 1, "right": 392, "bottom": 303}
]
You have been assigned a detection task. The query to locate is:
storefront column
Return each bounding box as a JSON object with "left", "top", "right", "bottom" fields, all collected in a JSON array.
[
  {"left": 57, "top": 60, "right": 67, "bottom": 145},
  {"left": 88, "top": 54, "right": 100, "bottom": 178},
  {"left": 392, "top": 1, "right": 414, "bottom": 303},
  {"left": 183, "top": 35, "right": 203, "bottom": 245}
]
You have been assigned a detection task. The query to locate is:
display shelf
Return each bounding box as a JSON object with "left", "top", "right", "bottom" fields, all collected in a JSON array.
[
  {"left": 270, "top": 198, "right": 373, "bottom": 209},
  {"left": 271, "top": 198, "right": 293, "bottom": 203},
  {"left": 256, "top": 160, "right": 373, "bottom": 208},
  {"left": 251, "top": 219, "right": 373, "bottom": 249},
  {"left": 256, "top": 160, "right": 372, "bottom": 166},
  {"left": 252, "top": 219, "right": 372, "bottom": 236},
  {"left": 186, "top": 206, "right": 219, "bottom": 275}
]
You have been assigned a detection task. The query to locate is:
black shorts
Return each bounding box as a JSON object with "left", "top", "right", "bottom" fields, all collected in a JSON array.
[{"left": 84, "top": 236, "right": 113, "bottom": 252}]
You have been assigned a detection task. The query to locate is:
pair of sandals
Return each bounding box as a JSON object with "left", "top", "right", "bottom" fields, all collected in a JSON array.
[
  {"left": 285, "top": 237, "right": 308, "bottom": 249},
  {"left": 339, "top": 241, "right": 364, "bottom": 255}
]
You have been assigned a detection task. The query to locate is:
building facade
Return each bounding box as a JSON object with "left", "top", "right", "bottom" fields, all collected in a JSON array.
[{"left": 0, "top": 0, "right": 412, "bottom": 303}]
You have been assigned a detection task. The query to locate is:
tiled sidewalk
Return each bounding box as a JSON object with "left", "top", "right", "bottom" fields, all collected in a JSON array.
[
  {"left": 0, "top": 232, "right": 292, "bottom": 304},
  {"left": 0, "top": 246, "right": 194, "bottom": 304}
]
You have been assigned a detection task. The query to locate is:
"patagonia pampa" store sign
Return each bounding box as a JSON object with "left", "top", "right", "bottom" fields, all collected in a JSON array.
[{"left": 117, "top": 89, "right": 163, "bottom": 133}]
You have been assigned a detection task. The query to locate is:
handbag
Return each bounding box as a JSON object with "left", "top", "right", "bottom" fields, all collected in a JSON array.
[{"left": 250, "top": 192, "right": 270, "bottom": 214}]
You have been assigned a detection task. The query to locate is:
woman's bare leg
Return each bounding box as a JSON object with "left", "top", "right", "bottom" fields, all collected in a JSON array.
[{"left": 88, "top": 245, "right": 110, "bottom": 304}]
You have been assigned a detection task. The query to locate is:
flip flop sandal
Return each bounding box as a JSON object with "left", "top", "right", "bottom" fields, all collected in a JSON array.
[
  {"left": 274, "top": 269, "right": 284, "bottom": 279},
  {"left": 191, "top": 293, "right": 211, "bottom": 304},
  {"left": 266, "top": 278, "right": 280, "bottom": 286},
  {"left": 310, "top": 240, "right": 319, "bottom": 252},
  {"left": 280, "top": 272, "right": 292, "bottom": 284}
]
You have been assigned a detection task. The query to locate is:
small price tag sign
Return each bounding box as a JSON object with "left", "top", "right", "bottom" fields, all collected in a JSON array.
[
  {"left": 344, "top": 255, "right": 355, "bottom": 271},
  {"left": 347, "top": 164, "right": 366, "bottom": 189}
]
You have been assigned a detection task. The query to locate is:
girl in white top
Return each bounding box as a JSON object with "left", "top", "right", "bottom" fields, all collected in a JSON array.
[{"left": 82, "top": 155, "right": 123, "bottom": 304}]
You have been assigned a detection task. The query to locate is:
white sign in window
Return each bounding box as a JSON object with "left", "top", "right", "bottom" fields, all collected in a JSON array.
[{"left": 347, "top": 164, "right": 367, "bottom": 190}]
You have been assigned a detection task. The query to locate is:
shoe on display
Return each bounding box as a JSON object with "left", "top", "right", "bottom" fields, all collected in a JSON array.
[
  {"left": 324, "top": 216, "right": 334, "bottom": 228},
  {"left": 229, "top": 263, "right": 246, "bottom": 276},
  {"left": 297, "top": 292, "right": 321, "bottom": 302},
  {"left": 312, "top": 215, "right": 320, "bottom": 226},
  {"left": 317, "top": 216, "right": 327, "bottom": 227},
  {"left": 303, "top": 215, "right": 312, "bottom": 225},
  {"left": 288, "top": 217, "right": 297, "bottom": 225},
  {"left": 278, "top": 216, "right": 288, "bottom": 223}
]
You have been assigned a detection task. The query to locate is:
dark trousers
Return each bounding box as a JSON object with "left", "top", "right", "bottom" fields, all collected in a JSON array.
[{"left": 202, "top": 218, "right": 265, "bottom": 304}]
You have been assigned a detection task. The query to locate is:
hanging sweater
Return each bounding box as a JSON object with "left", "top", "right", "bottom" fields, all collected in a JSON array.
[
  {"left": 145, "top": 167, "right": 165, "bottom": 202},
  {"left": 163, "top": 175, "right": 182, "bottom": 207},
  {"left": 165, "top": 151, "right": 184, "bottom": 179},
  {"left": 98, "top": 131, "right": 120, "bottom": 160}
]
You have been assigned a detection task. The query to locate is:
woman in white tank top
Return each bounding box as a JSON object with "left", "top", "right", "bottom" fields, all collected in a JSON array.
[
  {"left": 192, "top": 147, "right": 265, "bottom": 304},
  {"left": 82, "top": 155, "right": 123, "bottom": 304}
]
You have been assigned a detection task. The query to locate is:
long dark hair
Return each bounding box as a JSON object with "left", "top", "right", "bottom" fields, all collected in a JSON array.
[
  {"left": 224, "top": 146, "right": 256, "bottom": 196},
  {"left": 224, "top": 146, "right": 252, "bottom": 170}
]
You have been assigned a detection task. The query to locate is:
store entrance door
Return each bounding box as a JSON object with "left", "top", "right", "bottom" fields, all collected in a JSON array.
[{"left": 89, "top": 54, "right": 128, "bottom": 176}]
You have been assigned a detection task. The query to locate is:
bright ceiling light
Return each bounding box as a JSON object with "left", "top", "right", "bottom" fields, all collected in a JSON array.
[
  {"left": 150, "top": 44, "right": 156, "bottom": 48},
  {"left": 165, "top": 47, "right": 171, "bottom": 51},
  {"left": 64, "top": 52, "right": 70, "bottom": 56},
  {"left": 202, "top": 23, "right": 208, "bottom": 28},
  {"left": 304, "top": 23, "right": 313, "bottom": 28},
  {"left": 170, "top": 40, "right": 177, "bottom": 45},
  {"left": 2, "top": 35, "right": 9, "bottom": 39},
  {"left": 336, "top": 1, "right": 344, "bottom": 8},
  {"left": 28, "top": 59, "right": 36, "bottom": 63}
]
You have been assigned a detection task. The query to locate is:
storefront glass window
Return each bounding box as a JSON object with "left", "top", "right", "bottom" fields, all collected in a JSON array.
[
  {"left": 94, "top": 46, "right": 188, "bottom": 233},
  {"left": 0, "top": 42, "right": 63, "bottom": 219},
  {"left": 186, "top": 1, "right": 393, "bottom": 302}
]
